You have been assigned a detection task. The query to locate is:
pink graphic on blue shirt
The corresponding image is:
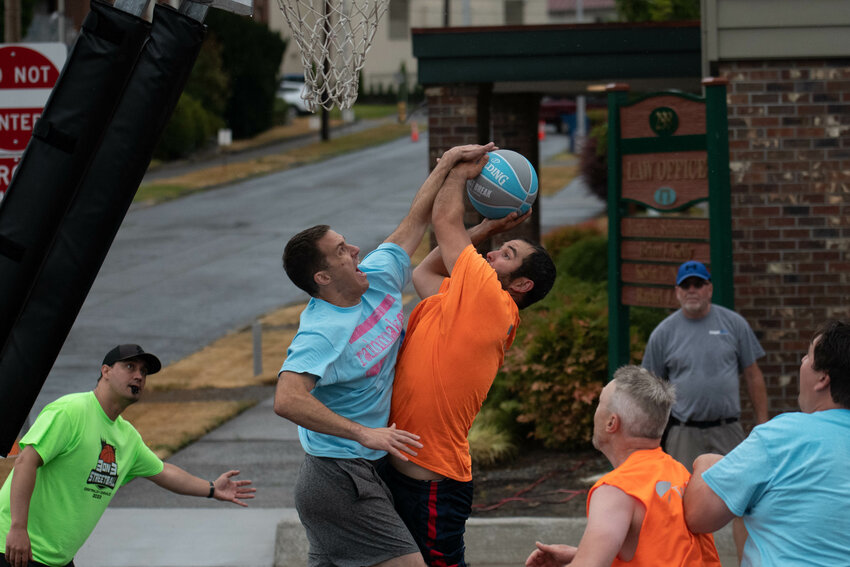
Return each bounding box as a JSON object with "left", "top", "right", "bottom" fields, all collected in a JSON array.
[{"left": 351, "top": 294, "right": 404, "bottom": 373}]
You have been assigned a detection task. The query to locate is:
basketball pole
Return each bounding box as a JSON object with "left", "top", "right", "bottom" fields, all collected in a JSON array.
[{"left": 0, "top": 0, "right": 248, "bottom": 456}]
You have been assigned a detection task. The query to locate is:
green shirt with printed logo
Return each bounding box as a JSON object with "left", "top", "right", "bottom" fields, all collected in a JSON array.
[{"left": 0, "top": 391, "right": 163, "bottom": 566}]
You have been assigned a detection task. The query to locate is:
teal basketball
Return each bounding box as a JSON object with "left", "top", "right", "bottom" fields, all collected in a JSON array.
[{"left": 466, "top": 149, "right": 538, "bottom": 219}]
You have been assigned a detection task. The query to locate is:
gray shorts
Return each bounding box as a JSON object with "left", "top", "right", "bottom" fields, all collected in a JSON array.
[
  {"left": 294, "top": 454, "right": 420, "bottom": 567},
  {"left": 664, "top": 420, "right": 745, "bottom": 472}
]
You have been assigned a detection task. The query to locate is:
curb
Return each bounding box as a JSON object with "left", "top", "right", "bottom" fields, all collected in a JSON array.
[{"left": 275, "top": 516, "right": 737, "bottom": 567}]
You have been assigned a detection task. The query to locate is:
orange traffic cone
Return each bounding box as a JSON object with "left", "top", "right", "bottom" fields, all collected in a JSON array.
[
  {"left": 538, "top": 120, "right": 546, "bottom": 141},
  {"left": 411, "top": 121, "right": 419, "bottom": 142}
]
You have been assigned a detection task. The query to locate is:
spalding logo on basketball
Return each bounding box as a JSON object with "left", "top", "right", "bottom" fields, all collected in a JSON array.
[{"left": 466, "top": 149, "right": 538, "bottom": 219}]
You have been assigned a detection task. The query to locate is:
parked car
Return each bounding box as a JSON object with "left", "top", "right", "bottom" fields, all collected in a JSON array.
[
  {"left": 539, "top": 97, "right": 576, "bottom": 132},
  {"left": 277, "top": 80, "right": 311, "bottom": 115},
  {"left": 538, "top": 96, "right": 606, "bottom": 133}
]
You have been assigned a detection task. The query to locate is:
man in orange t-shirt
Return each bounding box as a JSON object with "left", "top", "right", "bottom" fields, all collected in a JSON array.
[
  {"left": 526, "top": 366, "right": 721, "bottom": 567},
  {"left": 383, "top": 152, "right": 556, "bottom": 566}
]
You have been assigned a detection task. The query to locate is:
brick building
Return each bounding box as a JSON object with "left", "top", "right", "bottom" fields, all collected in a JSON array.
[{"left": 703, "top": 0, "right": 850, "bottom": 415}]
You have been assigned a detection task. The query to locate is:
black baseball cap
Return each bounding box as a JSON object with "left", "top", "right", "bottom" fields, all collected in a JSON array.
[{"left": 102, "top": 344, "right": 162, "bottom": 375}]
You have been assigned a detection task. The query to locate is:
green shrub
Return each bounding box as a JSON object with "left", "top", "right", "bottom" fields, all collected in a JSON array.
[
  {"left": 542, "top": 223, "right": 605, "bottom": 253},
  {"left": 183, "top": 34, "right": 230, "bottom": 119},
  {"left": 580, "top": 122, "right": 608, "bottom": 201},
  {"left": 557, "top": 235, "right": 608, "bottom": 282},
  {"left": 481, "top": 228, "right": 665, "bottom": 451},
  {"left": 469, "top": 409, "right": 518, "bottom": 467},
  {"left": 273, "top": 98, "right": 293, "bottom": 126},
  {"left": 587, "top": 108, "right": 607, "bottom": 126},
  {"left": 502, "top": 278, "right": 608, "bottom": 449},
  {"left": 630, "top": 305, "right": 669, "bottom": 346},
  {"left": 155, "top": 93, "right": 222, "bottom": 160}
]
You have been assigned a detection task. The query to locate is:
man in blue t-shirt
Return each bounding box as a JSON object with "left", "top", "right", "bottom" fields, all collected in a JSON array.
[
  {"left": 684, "top": 320, "right": 850, "bottom": 567},
  {"left": 274, "top": 143, "right": 497, "bottom": 567}
]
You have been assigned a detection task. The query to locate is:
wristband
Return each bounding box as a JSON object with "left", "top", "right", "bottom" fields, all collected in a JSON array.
[{"left": 207, "top": 480, "right": 215, "bottom": 498}]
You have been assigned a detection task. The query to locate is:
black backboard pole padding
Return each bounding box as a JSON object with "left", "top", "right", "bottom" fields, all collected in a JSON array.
[
  {"left": 0, "top": 4, "right": 206, "bottom": 455},
  {"left": 0, "top": 0, "right": 150, "bottom": 358}
]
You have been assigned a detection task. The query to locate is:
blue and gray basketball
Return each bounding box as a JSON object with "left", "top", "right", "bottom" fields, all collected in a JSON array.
[{"left": 466, "top": 149, "right": 538, "bottom": 219}]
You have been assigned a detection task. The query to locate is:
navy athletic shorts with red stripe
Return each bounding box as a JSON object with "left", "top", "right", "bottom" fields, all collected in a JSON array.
[{"left": 378, "top": 459, "right": 474, "bottom": 567}]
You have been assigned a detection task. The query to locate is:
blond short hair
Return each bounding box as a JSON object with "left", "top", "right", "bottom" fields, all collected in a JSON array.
[{"left": 608, "top": 365, "right": 676, "bottom": 439}]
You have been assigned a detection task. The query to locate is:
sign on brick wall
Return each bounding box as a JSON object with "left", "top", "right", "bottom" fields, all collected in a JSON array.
[{"left": 606, "top": 79, "right": 733, "bottom": 378}]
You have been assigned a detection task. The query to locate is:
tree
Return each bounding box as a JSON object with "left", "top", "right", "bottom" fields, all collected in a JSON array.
[
  {"left": 205, "top": 11, "right": 286, "bottom": 139},
  {"left": 184, "top": 34, "right": 231, "bottom": 119},
  {"left": 615, "top": 0, "right": 700, "bottom": 22},
  {"left": 1, "top": 0, "right": 36, "bottom": 42}
]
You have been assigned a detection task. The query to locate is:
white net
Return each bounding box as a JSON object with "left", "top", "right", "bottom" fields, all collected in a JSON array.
[{"left": 277, "top": 0, "right": 389, "bottom": 112}]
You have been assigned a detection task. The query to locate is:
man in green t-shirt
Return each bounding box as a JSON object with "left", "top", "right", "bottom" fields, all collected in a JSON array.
[{"left": 0, "top": 344, "right": 256, "bottom": 567}]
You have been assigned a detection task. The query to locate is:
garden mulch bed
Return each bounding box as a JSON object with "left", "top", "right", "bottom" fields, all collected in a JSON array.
[{"left": 471, "top": 447, "right": 612, "bottom": 518}]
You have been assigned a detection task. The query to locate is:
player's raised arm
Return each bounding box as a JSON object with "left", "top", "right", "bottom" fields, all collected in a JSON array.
[
  {"left": 412, "top": 180, "right": 529, "bottom": 298},
  {"left": 385, "top": 143, "right": 496, "bottom": 257},
  {"left": 430, "top": 155, "right": 492, "bottom": 275}
]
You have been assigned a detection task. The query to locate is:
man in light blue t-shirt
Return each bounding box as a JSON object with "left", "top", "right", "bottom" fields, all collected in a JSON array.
[
  {"left": 684, "top": 320, "right": 850, "bottom": 567},
  {"left": 274, "top": 143, "right": 497, "bottom": 567}
]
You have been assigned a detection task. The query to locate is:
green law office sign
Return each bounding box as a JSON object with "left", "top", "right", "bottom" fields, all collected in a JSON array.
[{"left": 606, "top": 78, "right": 733, "bottom": 379}]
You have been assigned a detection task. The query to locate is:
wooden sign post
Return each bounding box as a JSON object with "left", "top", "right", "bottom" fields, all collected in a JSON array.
[{"left": 607, "top": 79, "right": 733, "bottom": 379}]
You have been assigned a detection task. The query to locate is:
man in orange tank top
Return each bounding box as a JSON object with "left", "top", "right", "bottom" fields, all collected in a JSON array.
[
  {"left": 526, "top": 366, "right": 721, "bottom": 567},
  {"left": 383, "top": 152, "right": 556, "bottom": 566}
]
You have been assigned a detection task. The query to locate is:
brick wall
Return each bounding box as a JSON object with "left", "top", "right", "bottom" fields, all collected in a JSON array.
[
  {"left": 721, "top": 59, "right": 850, "bottom": 416},
  {"left": 426, "top": 85, "right": 541, "bottom": 246}
]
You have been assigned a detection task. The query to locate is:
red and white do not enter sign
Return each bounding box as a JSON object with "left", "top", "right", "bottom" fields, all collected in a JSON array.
[{"left": 0, "top": 43, "right": 66, "bottom": 153}]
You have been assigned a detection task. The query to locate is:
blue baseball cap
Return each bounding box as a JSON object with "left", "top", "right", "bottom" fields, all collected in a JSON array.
[{"left": 676, "top": 261, "right": 711, "bottom": 286}]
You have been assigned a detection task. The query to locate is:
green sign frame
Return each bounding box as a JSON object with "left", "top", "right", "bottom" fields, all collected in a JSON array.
[{"left": 606, "top": 79, "right": 733, "bottom": 380}]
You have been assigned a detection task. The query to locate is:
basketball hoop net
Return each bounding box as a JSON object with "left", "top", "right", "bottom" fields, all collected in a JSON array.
[{"left": 276, "top": 0, "right": 389, "bottom": 111}]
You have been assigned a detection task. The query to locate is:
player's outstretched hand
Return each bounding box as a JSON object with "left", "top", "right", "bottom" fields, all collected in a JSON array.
[
  {"left": 4, "top": 526, "right": 33, "bottom": 567},
  {"left": 526, "top": 541, "right": 577, "bottom": 567},
  {"left": 358, "top": 423, "right": 423, "bottom": 461},
  {"left": 438, "top": 142, "right": 498, "bottom": 167},
  {"left": 480, "top": 208, "right": 532, "bottom": 236},
  {"left": 212, "top": 470, "right": 256, "bottom": 507},
  {"left": 451, "top": 152, "right": 490, "bottom": 180}
]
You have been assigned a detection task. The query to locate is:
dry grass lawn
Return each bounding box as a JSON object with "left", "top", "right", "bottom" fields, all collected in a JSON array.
[
  {"left": 540, "top": 163, "right": 580, "bottom": 197},
  {"left": 123, "top": 400, "right": 253, "bottom": 459},
  {"left": 0, "top": 458, "right": 12, "bottom": 486},
  {"left": 146, "top": 320, "right": 298, "bottom": 391},
  {"left": 136, "top": 121, "right": 411, "bottom": 205}
]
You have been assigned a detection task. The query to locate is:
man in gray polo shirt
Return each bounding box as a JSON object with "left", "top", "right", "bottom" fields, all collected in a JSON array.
[{"left": 641, "top": 261, "right": 768, "bottom": 472}]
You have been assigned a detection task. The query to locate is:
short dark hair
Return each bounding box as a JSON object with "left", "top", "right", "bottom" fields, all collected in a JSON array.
[
  {"left": 812, "top": 320, "right": 850, "bottom": 408},
  {"left": 283, "top": 225, "right": 331, "bottom": 296},
  {"left": 509, "top": 240, "right": 556, "bottom": 310}
]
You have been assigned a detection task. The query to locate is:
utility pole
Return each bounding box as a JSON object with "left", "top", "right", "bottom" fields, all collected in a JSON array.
[
  {"left": 575, "top": 0, "right": 587, "bottom": 150},
  {"left": 5, "top": 0, "right": 22, "bottom": 42},
  {"left": 320, "top": 0, "right": 330, "bottom": 141}
]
